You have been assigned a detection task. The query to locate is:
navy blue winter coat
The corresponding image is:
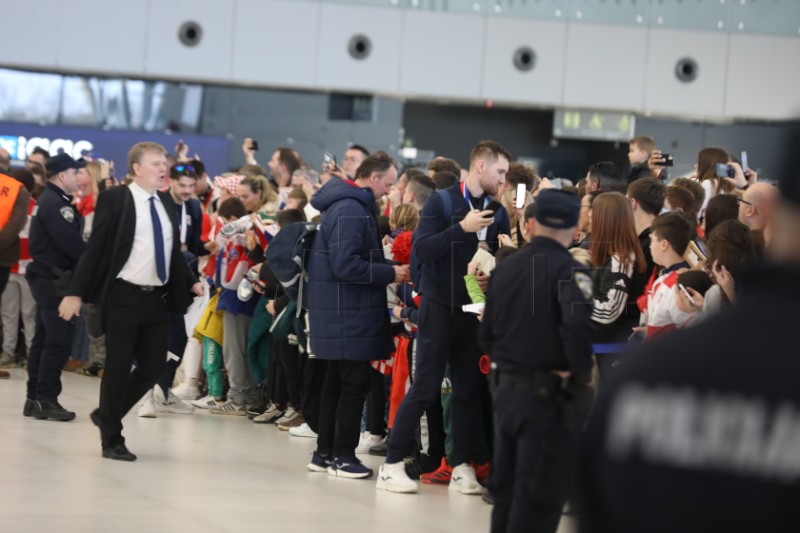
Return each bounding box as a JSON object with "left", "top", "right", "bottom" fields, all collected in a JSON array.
[{"left": 306, "top": 177, "right": 395, "bottom": 362}]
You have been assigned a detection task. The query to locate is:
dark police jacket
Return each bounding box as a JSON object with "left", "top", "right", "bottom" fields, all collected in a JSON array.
[
  {"left": 480, "top": 236, "right": 594, "bottom": 384},
  {"left": 67, "top": 185, "right": 197, "bottom": 314},
  {"left": 578, "top": 264, "right": 800, "bottom": 533},
  {"left": 28, "top": 182, "right": 85, "bottom": 277},
  {"left": 413, "top": 182, "right": 510, "bottom": 309},
  {"left": 306, "top": 177, "right": 395, "bottom": 362}
]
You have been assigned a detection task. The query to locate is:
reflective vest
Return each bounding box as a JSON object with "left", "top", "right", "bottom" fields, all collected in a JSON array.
[{"left": 0, "top": 173, "right": 23, "bottom": 229}]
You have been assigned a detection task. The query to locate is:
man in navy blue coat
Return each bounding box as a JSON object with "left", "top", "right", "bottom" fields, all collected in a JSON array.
[
  {"left": 305, "top": 151, "right": 410, "bottom": 479},
  {"left": 377, "top": 140, "right": 511, "bottom": 494}
]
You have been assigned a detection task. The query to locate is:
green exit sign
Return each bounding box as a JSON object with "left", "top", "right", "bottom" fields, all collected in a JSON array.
[{"left": 553, "top": 109, "right": 636, "bottom": 142}]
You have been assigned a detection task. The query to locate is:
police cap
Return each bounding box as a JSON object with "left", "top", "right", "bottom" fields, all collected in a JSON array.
[
  {"left": 45, "top": 153, "right": 86, "bottom": 177},
  {"left": 535, "top": 189, "right": 580, "bottom": 229}
]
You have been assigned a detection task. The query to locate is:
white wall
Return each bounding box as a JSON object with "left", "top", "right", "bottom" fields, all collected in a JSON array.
[{"left": 1, "top": 0, "right": 796, "bottom": 121}]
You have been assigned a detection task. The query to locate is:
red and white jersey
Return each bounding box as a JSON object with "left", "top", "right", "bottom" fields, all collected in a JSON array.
[
  {"left": 646, "top": 269, "right": 696, "bottom": 339},
  {"left": 10, "top": 198, "right": 36, "bottom": 275}
]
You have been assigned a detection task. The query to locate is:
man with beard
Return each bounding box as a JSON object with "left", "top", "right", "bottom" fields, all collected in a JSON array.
[{"left": 377, "top": 140, "right": 511, "bottom": 494}]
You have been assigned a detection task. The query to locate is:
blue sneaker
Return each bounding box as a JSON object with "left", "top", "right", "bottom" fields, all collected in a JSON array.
[
  {"left": 328, "top": 456, "right": 374, "bottom": 479},
  {"left": 307, "top": 451, "right": 333, "bottom": 473}
]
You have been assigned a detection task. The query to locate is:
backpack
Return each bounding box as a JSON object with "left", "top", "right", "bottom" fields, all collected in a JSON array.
[{"left": 264, "top": 221, "right": 318, "bottom": 313}]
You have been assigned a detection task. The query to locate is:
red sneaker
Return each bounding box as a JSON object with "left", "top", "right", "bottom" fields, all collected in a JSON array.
[
  {"left": 472, "top": 461, "right": 490, "bottom": 486},
  {"left": 420, "top": 458, "right": 452, "bottom": 484}
]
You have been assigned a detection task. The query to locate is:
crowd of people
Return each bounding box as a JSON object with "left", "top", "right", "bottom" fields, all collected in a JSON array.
[{"left": 0, "top": 130, "right": 793, "bottom": 533}]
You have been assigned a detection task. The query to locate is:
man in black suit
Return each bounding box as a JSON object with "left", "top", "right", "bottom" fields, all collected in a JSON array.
[
  {"left": 138, "top": 161, "right": 209, "bottom": 416},
  {"left": 59, "top": 142, "right": 203, "bottom": 461}
]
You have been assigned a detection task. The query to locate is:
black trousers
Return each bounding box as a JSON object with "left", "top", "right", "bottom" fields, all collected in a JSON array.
[
  {"left": 96, "top": 281, "right": 168, "bottom": 448},
  {"left": 490, "top": 385, "right": 577, "bottom": 533},
  {"left": 387, "top": 299, "right": 482, "bottom": 465},
  {"left": 157, "top": 312, "right": 189, "bottom": 396},
  {"left": 316, "top": 359, "right": 371, "bottom": 458},
  {"left": 301, "top": 357, "right": 327, "bottom": 433},
  {"left": 366, "top": 367, "right": 387, "bottom": 436},
  {"left": 26, "top": 274, "right": 75, "bottom": 401},
  {"left": 0, "top": 266, "right": 9, "bottom": 294},
  {"left": 273, "top": 336, "right": 301, "bottom": 408}
]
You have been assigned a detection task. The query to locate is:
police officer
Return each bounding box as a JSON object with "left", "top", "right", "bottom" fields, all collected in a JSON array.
[
  {"left": 25, "top": 153, "right": 86, "bottom": 421},
  {"left": 577, "top": 132, "right": 800, "bottom": 532},
  {"left": 479, "top": 189, "right": 595, "bottom": 533}
]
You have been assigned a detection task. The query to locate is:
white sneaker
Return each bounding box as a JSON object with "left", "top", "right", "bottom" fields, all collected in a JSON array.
[
  {"left": 252, "top": 403, "right": 284, "bottom": 424},
  {"left": 191, "top": 395, "right": 224, "bottom": 409},
  {"left": 171, "top": 381, "right": 202, "bottom": 400},
  {"left": 356, "top": 432, "right": 387, "bottom": 455},
  {"left": 209, "top": 399, "right": 248, "bottom": 416},
  {"left": 156, "top": 391, "right": 195, "bottom": 414},
  {"left": 376, "top": 462, "right": 418, "bottom": 493},
  {"left": 289, "top": 422, "right": 318, "bottom": 438},
  {"left": 448, "top": 463, "right": 485, "bottom": 495},
  {"left": 274, "top": 406, "right": 300, "bottom": 425},
  {"left": 137, "top": 390, "right": 157, "bottom": 418}
]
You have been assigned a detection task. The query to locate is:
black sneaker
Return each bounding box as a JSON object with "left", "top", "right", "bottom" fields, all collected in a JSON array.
[
  {"left": 368, "top": 439, "right": 389, "bottom": 456},
  {"left": 404, "top": 453, "right": 439, "bottom": 480},
  {"left": 247, "top": 402, "right": 268, "bottom": 419},
  {"left": 23, "top": 398, "right": 34, "bottom": 417},
  {"left": 31, "top": 399, "right": 76, "bottom": 422}
]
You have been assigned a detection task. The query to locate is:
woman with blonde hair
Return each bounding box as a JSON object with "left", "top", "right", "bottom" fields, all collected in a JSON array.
[{"left": 237, "top": 174, "right": 279, "bottom": 215}]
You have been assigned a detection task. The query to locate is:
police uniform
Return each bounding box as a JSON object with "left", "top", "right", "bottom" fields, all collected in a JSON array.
[
  {"left": 480, "top": 190, "right": 595, "bottom": 533},
  {"left": 577, "top": 134, "right": 800, "bottom": 533},
  {"left": 25, "top": 154, "right": 86, "bottom": 420}
]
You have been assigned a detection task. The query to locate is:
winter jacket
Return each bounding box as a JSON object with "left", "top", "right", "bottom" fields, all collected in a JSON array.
[{"left": 306, "top": 177, "right": 395, "bottom": 362}]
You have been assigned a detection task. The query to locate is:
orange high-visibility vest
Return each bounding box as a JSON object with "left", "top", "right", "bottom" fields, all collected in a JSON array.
[{"left": 0, "top": 173, "right": 23, "bottom": 230}]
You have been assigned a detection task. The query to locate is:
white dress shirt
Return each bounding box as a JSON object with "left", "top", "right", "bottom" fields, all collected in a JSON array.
[{"left": 117, "top": 182, "right": 174, "bottom": 286}]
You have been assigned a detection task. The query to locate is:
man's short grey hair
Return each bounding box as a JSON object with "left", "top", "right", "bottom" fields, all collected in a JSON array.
[{"left": 293, "top": 167, "right": 320, "bottom": 185}]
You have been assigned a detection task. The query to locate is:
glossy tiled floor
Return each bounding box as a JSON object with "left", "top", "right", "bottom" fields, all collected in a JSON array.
[{"left": 0, "top": 369, "right": 575, "bottom": 533}]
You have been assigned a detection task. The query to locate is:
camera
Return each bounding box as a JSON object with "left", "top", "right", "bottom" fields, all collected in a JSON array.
[
  {"left": 657, "top": 153, "right": 674, "bottom": 167},
  {"left": 221, "top": 216, "right": 254, "bottom": 237},
  {"left": 715, "top": 163, "right": 735, "bottom": 179}
]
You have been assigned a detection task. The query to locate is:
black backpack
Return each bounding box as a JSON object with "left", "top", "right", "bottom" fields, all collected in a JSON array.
[{"left": 264, "top": 221, "right": 318, "bottom": 313}]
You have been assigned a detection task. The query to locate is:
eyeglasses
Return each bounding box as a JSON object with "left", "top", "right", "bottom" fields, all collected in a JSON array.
[
  {"left": 174, "top": 164, "right": 195, "bottom": 174},
  {"left": 736, "top": 197, "right": 755, "bottom": 207}
]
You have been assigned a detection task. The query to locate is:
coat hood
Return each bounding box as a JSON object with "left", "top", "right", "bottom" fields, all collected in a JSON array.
[{"left": 310, "top": 177, "right": 376, "bottom": 213}]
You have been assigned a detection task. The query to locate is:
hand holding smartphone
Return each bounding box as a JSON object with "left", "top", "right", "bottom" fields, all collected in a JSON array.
[{"left": 515, "top": 183, "right": 526, "bottom": 209}]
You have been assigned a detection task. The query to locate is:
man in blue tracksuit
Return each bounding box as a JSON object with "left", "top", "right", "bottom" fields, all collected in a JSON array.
[
  {"left": 305, "top": 151, "right": 410, "bottom": 479},
  {"left": 377, "top": 140, "right": 511, "bottom": 494}
]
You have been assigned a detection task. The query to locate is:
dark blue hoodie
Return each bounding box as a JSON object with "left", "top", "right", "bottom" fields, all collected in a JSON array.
[{"left": 306, "top": 177, "right": 395, "bottom": 362}]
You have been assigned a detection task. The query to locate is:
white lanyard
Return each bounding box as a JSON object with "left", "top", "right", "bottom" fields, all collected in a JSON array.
[
  {"left": 179, "top": 202, "right": 187, "bottom": 244},
  {"left": 461, "top": 182, "right": 490, "bottom": 241}
]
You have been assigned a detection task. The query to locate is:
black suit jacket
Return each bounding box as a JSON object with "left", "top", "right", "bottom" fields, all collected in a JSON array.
[
  {"left": 161, "top": 194, "right": 208, "bottom": 259},
  {"left": 68, "top": 185, "right": 197, "bottom": 313}
]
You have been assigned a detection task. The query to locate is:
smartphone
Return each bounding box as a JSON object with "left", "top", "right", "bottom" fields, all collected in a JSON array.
[
  {"left": 250, "top": 140, "right": 258, "bottom": 152},
  {"left": 678, "top": 283, "right": 701, "bottom": 311},
  {"left": 741, "top": 151, "right": 748, "bottom": 173},
  {"left": 245, "top": 271, "right": 265, "bottom": 289},
  {"left": 515, "top": 183, "right": 526, "bottom": 209},
  {"left": 485, "top": 200, "right": 504, "bottom": 216},
  {"left": 715, "top": 163, "right": 734, "bottom": 179},
  {"left": 323, "top": 151, "right": 338, "bottom": 171},
  {"left": 656, "top": 153, "right": 674, "bottom": 167}
]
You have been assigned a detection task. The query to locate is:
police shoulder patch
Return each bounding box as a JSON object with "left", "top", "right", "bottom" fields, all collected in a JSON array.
[
  {"left": 574, "top": 272, "right": 594, "bottom": 300},
  {"left": 60, "top": 206, "right": 75, "bottom": 223}
]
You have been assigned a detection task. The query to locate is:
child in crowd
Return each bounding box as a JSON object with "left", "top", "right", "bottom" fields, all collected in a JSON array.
[
  {"left": 645, "top": 212, "right": 696, "bottom": 339},
  {"left": 191, "top": 198, "right": 248, "bottom": 409}
]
